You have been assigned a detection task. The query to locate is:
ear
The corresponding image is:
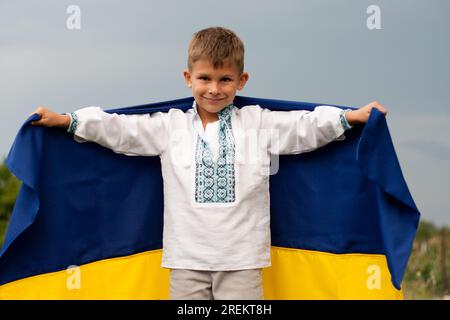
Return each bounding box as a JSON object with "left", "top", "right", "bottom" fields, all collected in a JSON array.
[
  {"left": 183, "top": 69, "right": 192, "bottom": 88},
  {"left": 237, "top": 72, "right": 249, "bottom": 91}
]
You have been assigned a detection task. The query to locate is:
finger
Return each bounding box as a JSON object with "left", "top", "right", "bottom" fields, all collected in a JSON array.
[
  {"left": 31, "top": 118, "right": 45, "bottom": 126},
  {"left": 30, "top": 106, "right": 46, "bottom": 116},
  {"left": 372, "top": 101, "right": 380, "bottom": 107},
  {"left": 371, "top": 102, "right": 387, "bottom": 115},
  {"left": 377, "top": 106, "right": 388, "bottom": 115},
  {"left": 29, "top": 110, "right": 41, "bottom": 117}
]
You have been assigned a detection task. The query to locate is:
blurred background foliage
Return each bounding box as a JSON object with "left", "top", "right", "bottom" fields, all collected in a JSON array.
[{"left": 0, "top": 158, "right": 21, "bottom": 246}]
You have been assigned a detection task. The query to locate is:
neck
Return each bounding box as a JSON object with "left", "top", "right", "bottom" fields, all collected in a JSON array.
[{"left": 197, "top": 106, "right": 219, "bottom": 130}]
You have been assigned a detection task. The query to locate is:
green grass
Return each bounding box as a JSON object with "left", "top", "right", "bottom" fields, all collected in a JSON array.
[{"left": 0, "top": 219, "right": 9, "bottom": 248}]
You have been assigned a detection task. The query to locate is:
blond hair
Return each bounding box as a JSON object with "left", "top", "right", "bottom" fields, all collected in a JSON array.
[{"left": 187, "top": 27, "right": 245, "bottom": 74}]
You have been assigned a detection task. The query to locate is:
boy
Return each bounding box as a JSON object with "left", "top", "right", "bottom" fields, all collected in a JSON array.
[{"left": 30, "top": 26, "right": 387, "bottom": 300}]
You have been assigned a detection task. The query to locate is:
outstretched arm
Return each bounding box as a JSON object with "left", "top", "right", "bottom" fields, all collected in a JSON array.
[
  {"left": 30, "top": 106, "right": 169, "bottom": 156},
  {"left": 260, "top": 105, "right": 349, "bottom": 155},
  {"left": 259, "top": 100, "right": 388, "bottom": 155}
]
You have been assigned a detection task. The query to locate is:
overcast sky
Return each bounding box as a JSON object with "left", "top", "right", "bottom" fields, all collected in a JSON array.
[{"left": 1, "top": 0, "right": 449, "bottom": 226}]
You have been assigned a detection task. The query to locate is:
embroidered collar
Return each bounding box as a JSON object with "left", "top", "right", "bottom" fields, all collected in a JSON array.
[
  {"left": 191, "top": 100, "right": 235, "bottom": 137},
  {"left": 193, "top": 100, "right": 236, "bottom": 203},
  {"left": 192, "top": 100, "right": 235, "bottom": 116}
]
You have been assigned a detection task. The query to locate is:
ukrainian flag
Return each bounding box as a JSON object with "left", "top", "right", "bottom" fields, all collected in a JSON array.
[{"left": 0, "top": 96, "right": 419, "bottom": 300}]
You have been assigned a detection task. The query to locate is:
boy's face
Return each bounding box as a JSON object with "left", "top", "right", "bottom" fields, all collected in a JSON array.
[{"left": 183, "top": 58, "right": 249, "bottom": 114}]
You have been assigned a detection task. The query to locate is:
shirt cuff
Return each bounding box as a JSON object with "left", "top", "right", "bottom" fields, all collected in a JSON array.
[
  {"left": 65, "top": 112, "right": 79, "bottom": 134},
  {"left": 339, "top": 109, "right": 353, "bottom": 131}
]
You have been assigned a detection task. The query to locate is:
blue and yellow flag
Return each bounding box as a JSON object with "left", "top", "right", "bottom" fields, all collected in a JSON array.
[{"left": 0, "top": 96, "right": 419, "bottom": 299}]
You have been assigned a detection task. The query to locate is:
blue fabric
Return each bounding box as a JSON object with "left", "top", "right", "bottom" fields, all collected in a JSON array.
[{"left": 0, "top": 96, "right": 420, "bottom": 289}]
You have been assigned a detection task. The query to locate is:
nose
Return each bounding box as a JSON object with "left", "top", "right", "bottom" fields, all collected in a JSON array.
[{"left": 208, "top": 82, "right": 219, "bottom": 95}]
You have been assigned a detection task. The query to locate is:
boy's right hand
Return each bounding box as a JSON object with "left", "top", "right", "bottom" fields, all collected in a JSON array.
[{"left": 30, "top": 107, "right": 71, "bottom": 130}]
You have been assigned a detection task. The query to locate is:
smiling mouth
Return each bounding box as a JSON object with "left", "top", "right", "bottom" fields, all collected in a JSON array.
[{"left": 203, "top": 97, "right": 225, "bottom": 102}]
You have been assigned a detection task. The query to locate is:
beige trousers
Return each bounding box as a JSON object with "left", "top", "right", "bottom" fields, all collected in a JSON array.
[{"left": 169, "top": 268, "right": 264, "bottom": 300}]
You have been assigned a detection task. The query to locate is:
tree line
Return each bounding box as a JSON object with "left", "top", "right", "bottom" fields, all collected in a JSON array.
[{"left": 0, "top": 158, "right": 21, "bottom": 245}]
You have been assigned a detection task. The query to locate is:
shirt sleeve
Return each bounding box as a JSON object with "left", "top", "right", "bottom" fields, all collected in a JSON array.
[
  {"left": 69, "top": 106, "right": 169, "bottom": 156},
  {"left": 260, "top": 105, "right": 348, "bottom": 155}
]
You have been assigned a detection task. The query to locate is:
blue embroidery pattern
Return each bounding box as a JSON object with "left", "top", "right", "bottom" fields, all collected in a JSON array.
[
  {"left": 67, "top": 112, "right": 79, "bottom": 134},
  {"left": 339, "top": 109, "right": 353, "bottom": 130},
  {"left": 195, "top": 104, "right": 236, "bottom": 203}
]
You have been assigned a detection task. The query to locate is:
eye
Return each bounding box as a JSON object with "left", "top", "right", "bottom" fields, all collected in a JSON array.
[
  {"left": 198, "top": 76, "right": 209, "bottom": 81},
  {"left": 221, "top": 77, "right": 232, "bottom": 82}
]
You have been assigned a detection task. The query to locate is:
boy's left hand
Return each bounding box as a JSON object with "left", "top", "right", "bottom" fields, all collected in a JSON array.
[{"left": 345, "top": 101, "right": 388, "bottom": 125}]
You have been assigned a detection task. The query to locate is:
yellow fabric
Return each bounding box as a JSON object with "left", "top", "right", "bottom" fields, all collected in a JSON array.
[
  {"left": 263, "top": 247, "right": 403, "bottom": 299},
  {"left": 0, "top": 247, "right": 402, "bottom": 300},
  {"left": 0, "top": 250, "right": 169, "bottom": 300}
]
